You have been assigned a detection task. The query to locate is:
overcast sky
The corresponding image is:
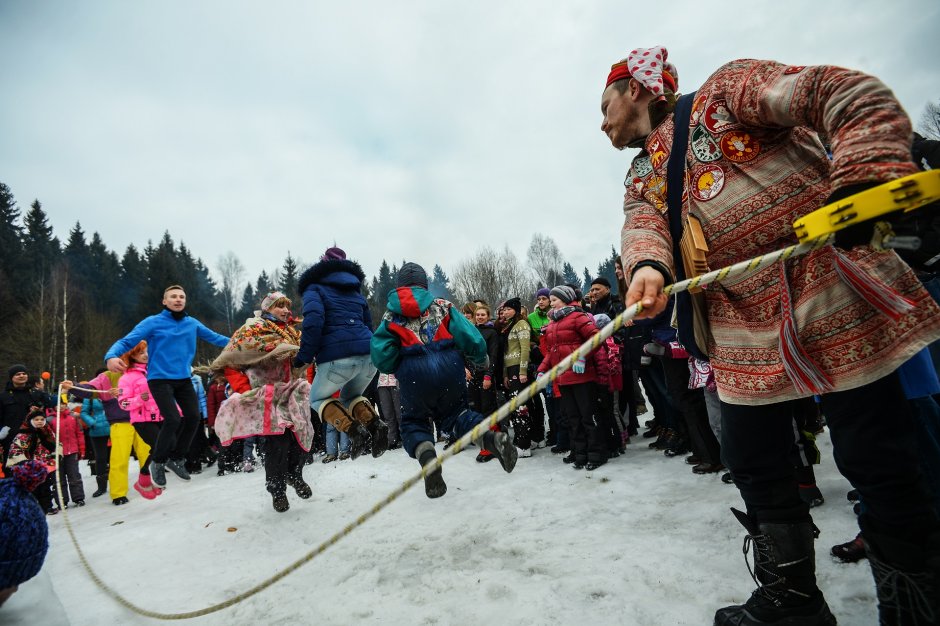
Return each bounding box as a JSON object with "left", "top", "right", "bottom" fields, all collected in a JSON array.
[{"left": 1, "top": 1, "right": 937, "bottom": 293}]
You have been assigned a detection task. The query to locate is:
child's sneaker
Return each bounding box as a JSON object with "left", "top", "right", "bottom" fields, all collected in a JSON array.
[
  {"left": 322, "top": 454, "right": 337, "bottom": 464},
  {"left": 338, "top": 452, "right": 351, "bottom": 461},
  {"left": 482, "top": 431, "right": 518, "bottom": 473},
  {"left": 150, "top": 461, "right": 167, "bottom": 488}
]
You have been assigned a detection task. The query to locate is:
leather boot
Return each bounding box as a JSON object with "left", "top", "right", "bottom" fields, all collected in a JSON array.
[
  {"left": 349, "top": 396, "right": 389, "bottom": 458},
  {"left": 416, "top": 441, "right": 446, "bottom": 499},
  {"left": 320, "top": 399, "right": 371, "bottom": 460},
  {"left": 862, "top": 522, "right": 939, "bottom": 626},
  {"left": 92, "top": 476, "right": 108, "bottom": 498},
  {"left": 714, "top": 508, "right": 836, "bottom": 626},
  {"left": 480, "top": 430, "right": 518, "bottom": 474}
]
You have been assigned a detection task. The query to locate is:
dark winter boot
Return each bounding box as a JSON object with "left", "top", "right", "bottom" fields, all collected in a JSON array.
[
  {"left": 286, "top": 475, "right": 312, "bottom": 499},
  {"left": 830, "top": 533, "right": 867, "bottom": 564},
  {"left": 320, "top": 399, "right": 371, "bottom": 460},
  {"left": 267, "top": 479, "right": 290, "bottom": 512},
  {"left": 862, "top": 525, "right": 939, "bottom": 626},
  {"left": 416, "top": 441, "right": 446, "bottom": 499},
  {"left": 480, "top": 431, "right": 518, "bottom": 474},
  {"left": 92, "top": 476, "right": 108, "bottom": 498},
  {"left": 714, "top": 508, "right": 836, "bottom": 626},
  {"left": 349, "top": 397, "right": 389, "bottom": 458}
]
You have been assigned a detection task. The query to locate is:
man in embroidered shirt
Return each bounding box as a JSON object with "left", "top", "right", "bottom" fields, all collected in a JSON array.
[{"left": 602, "top": 46, "right": 940, "bottom": 625}]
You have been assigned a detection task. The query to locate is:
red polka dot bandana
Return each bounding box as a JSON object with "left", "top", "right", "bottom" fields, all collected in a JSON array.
[{"left": 606, "top": 45, "right": 678, "bottom": 99}]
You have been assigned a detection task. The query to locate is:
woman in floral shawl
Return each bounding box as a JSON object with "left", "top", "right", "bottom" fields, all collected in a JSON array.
[{"left": 212, "top": 292, "right": 314, "bottom": 512}]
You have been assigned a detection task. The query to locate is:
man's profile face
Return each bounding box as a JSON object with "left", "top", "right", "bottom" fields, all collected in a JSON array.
[
  {"left": 589, "top": 284, "right": 610, "bottom": 302},
  {"left": 163, "top": 289, "right": 187, "bottom": 311},
  {"left": 601, "top": 84, "right": 644, "bottom": 150}
]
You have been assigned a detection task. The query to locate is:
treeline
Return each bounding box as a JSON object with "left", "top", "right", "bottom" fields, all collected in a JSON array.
[{"left": 0, "top": 181, "right": 618, "bottom": 383}]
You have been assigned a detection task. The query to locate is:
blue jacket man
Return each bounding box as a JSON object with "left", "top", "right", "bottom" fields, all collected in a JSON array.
[{"left": 104, "top": 285, "right": 228, "bottom": 488}]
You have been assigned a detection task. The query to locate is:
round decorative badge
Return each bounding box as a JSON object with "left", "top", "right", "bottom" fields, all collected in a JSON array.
[
  {"left": 690, "top": 164, "right": 726, "bottom": 202},
  {"left": 720, "top": 131, "right": 761, "bottom": 163},
  {"left": 703, "top": 99, "right": 737, "bottom": 134}
]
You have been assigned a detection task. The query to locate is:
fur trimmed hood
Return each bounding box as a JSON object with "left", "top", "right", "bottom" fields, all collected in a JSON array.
[{"left": 297, "top": 258, "right": 366, "bottom": 295}]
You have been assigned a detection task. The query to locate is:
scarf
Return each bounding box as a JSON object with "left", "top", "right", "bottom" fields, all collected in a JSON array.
[{"left": 549, "top": 305, "right": 583, "bottom": 322}]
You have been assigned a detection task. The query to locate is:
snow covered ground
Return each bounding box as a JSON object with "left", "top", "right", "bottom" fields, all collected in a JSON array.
[{"left": 12, "top": 431, "right": 878, "bottom": 626}]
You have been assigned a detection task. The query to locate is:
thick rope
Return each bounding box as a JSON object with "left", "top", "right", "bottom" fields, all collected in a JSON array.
[{"left": 52, "top": 234, "right": 833, "bottom": 619}]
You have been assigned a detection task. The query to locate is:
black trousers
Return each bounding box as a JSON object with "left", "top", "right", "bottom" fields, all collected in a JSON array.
[
  {"left": 660, "top": 357, "right": 720, "bottom": 464},
  {"left": 721, "top": 371, "right": 939, "bottom": 540},
  {"left": 89, "top": 435, "right": 110, "bottom": 480},
  {"left": 560, "top": 382, "right": 605, "bottom": 463},
  {"left": 133, "top": 422, "right": 161, "bottom": 474},
  {"left": 505, "top": 366, "right": 533, "bottom": 449},
  {"left": 264, "top": 431, "right": 305, "bottom": 495},
  {"left": 148, "top": 379, "right": 201, "bottom": 464}
]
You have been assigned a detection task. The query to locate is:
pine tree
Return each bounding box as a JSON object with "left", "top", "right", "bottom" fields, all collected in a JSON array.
[
  {"left": 0, "top": 182, "right": 24, "bottom": 323},
  {"left": 22, "top": 200, "right": 61, "bottom": 297},
  {"left": 428, "top": 264, "right": 455, "bottom": 301},
  {"left": 237, "top": 283, "right": 256, "bottom": 320},
  {"left": 596, "top": 246, "right": 620, "bottom": 296},
  {"left": 561, "top": 262, "right": 580, "bottom": 287},
  {"left": 582, "top": 267, "right": 593, "bottom": 293},
  {"left": 119, "top": 244, "right": 148, "bottom": 328},
  {"left": 255, "top": 271, "right": 273, "bottom": 298},
  {"left": 279, "top": 252, "right": 299, "bottom": 297}
]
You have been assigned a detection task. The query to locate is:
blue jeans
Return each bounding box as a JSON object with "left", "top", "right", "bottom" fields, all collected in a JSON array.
[
  {"left": 308, "top": 355, "right": 377, "bottom": 414},
  {"left": 325, "top": 422, "right": 350, "bottom": 456}
]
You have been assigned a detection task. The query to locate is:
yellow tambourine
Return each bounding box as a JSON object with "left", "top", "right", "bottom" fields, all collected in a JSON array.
[{"left": 793, "top": 170, "right": 940, "bottom": 242}]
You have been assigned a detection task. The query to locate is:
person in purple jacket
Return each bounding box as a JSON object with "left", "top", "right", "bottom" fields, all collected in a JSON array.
[{"left": 103, "top": 285, "right": 229, "bottom": 489}]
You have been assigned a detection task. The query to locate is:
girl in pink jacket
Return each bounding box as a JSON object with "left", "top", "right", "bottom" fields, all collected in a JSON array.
[{"left": 117, "top": 341, "right": 164, "bottom": 500}]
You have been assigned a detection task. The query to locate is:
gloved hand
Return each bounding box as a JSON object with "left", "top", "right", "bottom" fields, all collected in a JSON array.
[
  {"left": 536, "top": 372, "right": 545, "bottom": 380},
  {"left": 291, "top": 358, "right": 307, "bottom": 371},
  {"left": 572, "top": 358, "right": 586, "bottom": 374},
  {"left": 0, "top": 425, "right": 9, "bottom": 440}
]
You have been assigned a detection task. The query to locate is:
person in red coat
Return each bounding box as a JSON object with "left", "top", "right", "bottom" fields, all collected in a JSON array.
[
  {"left": 49, "top": 406, "right": 86, "bottom": 507},
  {"left": 537, "top": 285, "right": 605, "bottom": 470}
]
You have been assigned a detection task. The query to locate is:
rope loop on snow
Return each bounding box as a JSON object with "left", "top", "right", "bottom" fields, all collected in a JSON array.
[{"left": 53, "top": 234, "right": 833, "bottom": 619}]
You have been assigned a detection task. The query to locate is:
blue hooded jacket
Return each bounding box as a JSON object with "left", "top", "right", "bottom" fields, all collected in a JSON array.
[{"left": 295, "top": 258, "right": 373, "bottom": 365}]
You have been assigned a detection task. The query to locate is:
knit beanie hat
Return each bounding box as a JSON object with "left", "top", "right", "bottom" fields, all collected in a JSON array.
[
  {"left": 591, "top": 277, "right": 611, "bottom": 289},
  {"left": 397, "top": 262, "right": 428, "bottom": 289},
  {"left": 0, "top": 460, "right": 50, "bottom": 589},
  {"left": 593, "top": 313, "right": 612, "bottom": 329},
  {"left": 503, "top": 297, "right": 522, "bottom": 313},
  {"left": 320, "top": 247, "right": 346, "bottom": 262},
  {"left": 550, "top": 285, "right": 577, "bottom": 304},
  {"left": 260, "top": 291, "right": 289, "bottom": 312},
  {"left": 7, "top": 365, "right": 27, "bottom": 380},
  {"left": 535, "top": 288, "right": 551, "bottom": 299}
]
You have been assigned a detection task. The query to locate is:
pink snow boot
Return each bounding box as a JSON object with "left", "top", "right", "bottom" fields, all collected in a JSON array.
[{"left": 134, "top": 474, "right": 159, "bottom": 500}]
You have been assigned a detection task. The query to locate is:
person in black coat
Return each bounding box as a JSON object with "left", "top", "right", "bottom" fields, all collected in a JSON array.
[{"left": 0, "top": 366, "right": 49, "bottom": 465}]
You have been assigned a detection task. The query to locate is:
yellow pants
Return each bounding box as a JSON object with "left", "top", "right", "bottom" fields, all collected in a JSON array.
[{"left": 109, "top": 422, "right": 150, "bottom": 499}]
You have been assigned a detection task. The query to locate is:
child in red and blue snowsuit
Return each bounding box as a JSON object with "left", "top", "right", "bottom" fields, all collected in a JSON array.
[
  {"left": 48, "top": 406, "right": 86, "bottom": 507},
  {"left": 370, "top": 262, "right": 518, "bottom": 498}
]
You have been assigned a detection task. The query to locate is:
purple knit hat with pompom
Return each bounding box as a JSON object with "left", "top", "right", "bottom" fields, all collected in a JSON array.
[{"left": 0, "top": 460, "right": 50, "bottom": 589}]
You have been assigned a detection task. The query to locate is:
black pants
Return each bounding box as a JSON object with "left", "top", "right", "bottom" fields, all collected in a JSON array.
[
  {"left": 661, "top": 357, "right": 720, "bottom": 464},
  {"left": 721, "top": 371, "right": 939, "bottom": 540},
  {"left": 186, "top": 421, "right": 210, "bottom": 466},
  {"left": 133, "top": 422, "right": 161, "bottom": 474},
  {"left": 264, "top": 431, "right": 305, "bottom": 495},
  {"left": 505, "top": 366, "right": 533, "bottom": 450},
  {"left": 560, "top": 382, "right": 605, "bottom": 463},
  {"left": 638, "top": 360, "right": 675, "bottom": 428},
  {"left": 57, "top": 452, "right": 85, "bottom": 504},
  {"left": 90, "top": 435, "right": 110, "bottom": 481},
  {"left": 467, "top": 376, "right": 497, "bottom": 419},
  {"left": 377, "top": 385, "right": 403, "bottom": 445},
  {"left": 148, "top": 379, "right": 200, "bottom": 464}
]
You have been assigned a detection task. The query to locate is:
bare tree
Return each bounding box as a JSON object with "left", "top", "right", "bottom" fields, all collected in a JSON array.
[
  {"left": 452, "top": 245, "right": 537, "bottom": 307},
  {"left": 216, "top": 251, "right": 246, "bottom": 334},
  {"left": 919, "top": 100, "right": 940, "bottom": 140},
  {"left": 526, "top": 233, "right": 565, "bottom": 288}
]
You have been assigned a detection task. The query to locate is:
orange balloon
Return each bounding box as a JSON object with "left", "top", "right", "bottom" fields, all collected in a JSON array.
[{"left": 41, "top": 371, "right": 51, "bottom": 380}]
